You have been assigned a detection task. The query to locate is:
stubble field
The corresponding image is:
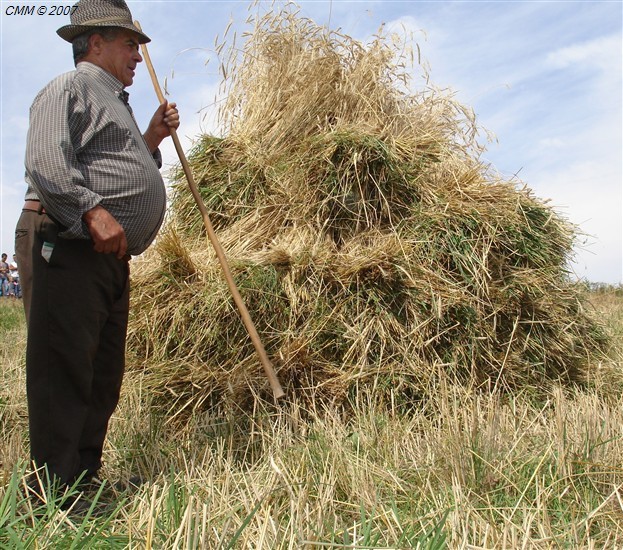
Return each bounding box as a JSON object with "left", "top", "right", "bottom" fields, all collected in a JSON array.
[{"left": 0, "top": 287, "right": 622, "bottom": 548}]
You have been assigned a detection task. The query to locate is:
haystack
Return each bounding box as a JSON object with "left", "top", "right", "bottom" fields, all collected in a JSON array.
[{"left": 127, "top": 6, "right": 607, "bottom": 413}]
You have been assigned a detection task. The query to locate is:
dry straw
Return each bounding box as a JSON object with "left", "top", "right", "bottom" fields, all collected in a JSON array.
[{"left": 127, "top": 4, "right": 608, "bottom": 414}]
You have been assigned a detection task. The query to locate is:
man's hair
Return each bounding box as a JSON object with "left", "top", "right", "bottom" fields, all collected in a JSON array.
[{"left": 72, "top": 27, "right": 120, "bottom": 65}]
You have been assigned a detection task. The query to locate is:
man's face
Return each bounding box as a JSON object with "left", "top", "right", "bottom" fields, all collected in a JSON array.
[{"left": 90, "top": 29, "right": 142, "bottom": 87}]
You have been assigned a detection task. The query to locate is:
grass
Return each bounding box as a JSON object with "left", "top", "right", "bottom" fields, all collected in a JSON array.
[
  {"left": 1, "top": 290, "right": 622, "bottom": 548},
  {"left": 0, "top": 298, "right": 24, "bottom": 333}
]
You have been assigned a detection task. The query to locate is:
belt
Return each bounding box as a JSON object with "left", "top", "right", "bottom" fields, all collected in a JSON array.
[{"left": 23, "top": 200, "right": 45, "bottom": 214}]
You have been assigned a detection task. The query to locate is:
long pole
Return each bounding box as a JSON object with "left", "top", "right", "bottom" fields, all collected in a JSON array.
[{"left": 135, "top": 21, "right": 285, "bottom": 400}]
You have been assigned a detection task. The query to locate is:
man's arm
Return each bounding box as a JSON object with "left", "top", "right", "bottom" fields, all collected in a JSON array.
[{"left": 25, "top": 82, "right": 103, "bottom": 237}]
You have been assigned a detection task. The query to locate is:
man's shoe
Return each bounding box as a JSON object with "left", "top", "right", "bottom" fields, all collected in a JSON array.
[
  {"left": 78, "top": 474, "right": 146, "bottom": 494},
  {"left": 59, "top": 492, "right": 96, "bottom": 516},
  {"left": 24, "top": 478, "right": 104, "bottom": 518}
]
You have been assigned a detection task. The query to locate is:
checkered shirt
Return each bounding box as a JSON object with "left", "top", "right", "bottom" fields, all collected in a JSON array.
[{"left": 24, "top": 62, "right": 166, "bottom": 255}]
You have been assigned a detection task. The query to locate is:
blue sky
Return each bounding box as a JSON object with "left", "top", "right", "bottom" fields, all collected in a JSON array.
[{"left": 1, "top": 0, "right": 621, "bottom": 283}]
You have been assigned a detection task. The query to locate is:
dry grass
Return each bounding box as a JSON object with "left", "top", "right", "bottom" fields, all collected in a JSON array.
[
  {"left": 0, "top": 299, "right": 27, "bottom": 477},
  {"left": 111, "top": 382, "right": 623, "bottom": 548},
  {"left": 1, "top": 292, "right": 622, "bottom": 547},
  {"left": 128, "top": 4, "right": 608, "bottom": 413}
]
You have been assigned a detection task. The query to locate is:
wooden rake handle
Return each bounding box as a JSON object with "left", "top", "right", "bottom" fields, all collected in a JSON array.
[{"left": 135, "top": 21, "right": 285, "bottom": 400}]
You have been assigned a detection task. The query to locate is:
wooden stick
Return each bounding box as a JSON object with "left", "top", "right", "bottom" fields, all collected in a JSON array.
[{"left": 135, "top": 21, "right": 285, "bottom": 400}]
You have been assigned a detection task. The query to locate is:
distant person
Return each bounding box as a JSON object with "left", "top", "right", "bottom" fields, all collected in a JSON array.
[
  {"left": 15, "top": 0, "right": 179, "bottom": 507},
  {"left": 9, "top": 254, "right": 20, "bottom": 298},
  {"left": 0, "top": 253, "right": 9, "bottom": 297}
]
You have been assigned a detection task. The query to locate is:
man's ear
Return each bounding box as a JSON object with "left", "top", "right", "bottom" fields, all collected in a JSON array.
[{"left": 87, "top": 33, "right": 104, "bottom": 55}]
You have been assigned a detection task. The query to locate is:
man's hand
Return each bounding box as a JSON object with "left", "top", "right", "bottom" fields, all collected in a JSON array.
[
  {"left": 82, "top": 205, "right": 128, "bottom": 259},
  {"left": 143, "top": 101, "right": 180, "bottom": 153}
]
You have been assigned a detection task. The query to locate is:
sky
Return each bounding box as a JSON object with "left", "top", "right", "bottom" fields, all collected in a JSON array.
[{"left": 1, "top": 0, "right": 621, "bottom": 283}]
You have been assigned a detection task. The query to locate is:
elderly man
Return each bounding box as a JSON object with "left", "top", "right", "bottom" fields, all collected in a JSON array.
[{"left": 15, "top": 0, "right": 179, "bottom": 499}]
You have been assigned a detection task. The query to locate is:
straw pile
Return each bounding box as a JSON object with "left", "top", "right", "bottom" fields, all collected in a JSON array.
[{"left": 127, "top": 6, "right": 607, "bottom": 413}]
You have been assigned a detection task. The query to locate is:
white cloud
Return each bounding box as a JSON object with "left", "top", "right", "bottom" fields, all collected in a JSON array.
[
  {"left": 531, "top": 158, "right": 622, "bottom": 283},
  {"left": 546, "top": 34, "right": 622, "bottom": 71}
]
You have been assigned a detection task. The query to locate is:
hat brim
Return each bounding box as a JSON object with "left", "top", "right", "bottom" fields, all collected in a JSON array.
[{"left": 57, "top": 22, "right": 150, "bottom": 43}]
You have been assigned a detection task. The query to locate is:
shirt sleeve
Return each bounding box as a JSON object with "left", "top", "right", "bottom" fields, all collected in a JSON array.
[{"left": 25, "top": 81, "right": 102, "bottom": 239}]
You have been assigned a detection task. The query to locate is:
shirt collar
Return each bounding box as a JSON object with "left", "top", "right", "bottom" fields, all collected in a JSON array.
[{"left": 76, "top": 62, "right": 128, "bottom": 101}]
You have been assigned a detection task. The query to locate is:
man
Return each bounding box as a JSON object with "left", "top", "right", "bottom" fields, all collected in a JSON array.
[{"left": 15, "top": 0, "right": 179, "bottom": 497}]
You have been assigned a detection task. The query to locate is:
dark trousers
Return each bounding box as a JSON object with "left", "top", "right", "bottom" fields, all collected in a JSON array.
[{"left": 15, "top": 209, "right": 130, "bottom": 485}]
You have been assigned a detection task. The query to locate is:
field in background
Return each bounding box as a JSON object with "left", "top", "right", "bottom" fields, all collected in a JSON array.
[{"left": 0, "top": 289, "right": 622, "bottom": 548}]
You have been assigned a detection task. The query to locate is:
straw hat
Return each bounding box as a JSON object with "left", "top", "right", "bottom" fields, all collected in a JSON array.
[{"left": 56, "top": 0, "right": 150, "bottom": 44}]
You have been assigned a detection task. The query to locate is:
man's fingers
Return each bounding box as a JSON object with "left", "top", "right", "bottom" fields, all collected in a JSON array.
[{"left": 163, "top": 102, "right": 180, "bottom": 129}]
